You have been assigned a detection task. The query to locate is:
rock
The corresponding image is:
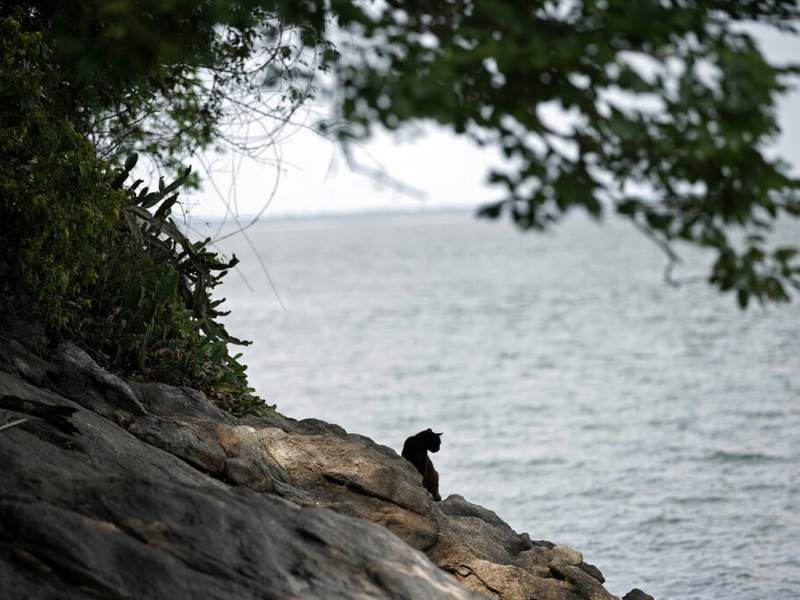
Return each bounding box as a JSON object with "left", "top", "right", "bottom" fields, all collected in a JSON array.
[
  {"left": 131, "top": 381, "right": 234, "bottom": 423},
  {"left": 551, "top": 545, "right": 584, "bottom": 566},
  {"left": 217, "top": 424, "right": 290, "bottom": 492},
  {"left": 579, "top": 561, "right": 605, "bottom": 583},
  {"left": 452, "top": 559, "right": 582, "bottom": 600},
  {"left": 0, "top": 477, "right": 477, "bottom": 600},
  {"left": 0, "top": 394, "right": 79, "bottom": 434},
  {"left": 297, "top": 417, "right": 349, "bottom": 436},
  {"left": 623, "top": 589, "right": 655, "bottom": 600},
  {"left": 50, "top": 343, "right": 146, "bottom": 416},
  {"left": 0, "top": 325, "right": 653, "bottom": 599},
  {"left": 0, "top": 335, "right": 50, "bottom": 387},
  {"left": 441, "top": 495, "right": 524, "bottom": 539},
  {"left": 0, "top": 371, "right": 476, "bottom": 600},
  {"left": 549, "top": 564, "right": 617, "bottom": 600},
  {"left": 127, "top": 415, "right": 228, "bottom": 476},
  {"left": 513, "top": 546, "right": 554, "bottom": 577}
]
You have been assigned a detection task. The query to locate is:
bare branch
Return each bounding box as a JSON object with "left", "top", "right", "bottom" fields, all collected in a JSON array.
[{"left": 0, "top": 418, "right": 28, "bottom": 433}]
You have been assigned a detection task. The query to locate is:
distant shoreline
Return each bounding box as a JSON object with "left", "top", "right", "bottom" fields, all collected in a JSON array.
[{"left": 182, "top": 204, "right": 480, "bottom": 226}]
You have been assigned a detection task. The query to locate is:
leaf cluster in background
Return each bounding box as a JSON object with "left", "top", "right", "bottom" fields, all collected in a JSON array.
[
  {"left": 330, "top": 0, "right": 800, "bottom": 306},
  {"left": 9, "top": 1, "right": 799, "bottom": 305}
]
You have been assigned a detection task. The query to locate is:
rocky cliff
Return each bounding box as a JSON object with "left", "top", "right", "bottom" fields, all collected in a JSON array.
[{"left": 0, "top": 325, "right": 652, "bottom": 599}]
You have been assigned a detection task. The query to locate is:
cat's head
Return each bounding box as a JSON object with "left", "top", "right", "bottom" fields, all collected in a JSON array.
[{"left": 423, "top": 428, "right": 443, "bottom": 453}]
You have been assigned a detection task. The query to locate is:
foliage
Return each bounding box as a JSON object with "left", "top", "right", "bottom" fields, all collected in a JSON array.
[
  {"left": 0, "top": 14, "right": 122, "bottom": 327},
  {"left": 12, "top": 1, "right": 339, "bottom": 178},
  {"left": 17, "top": 0, "right": 800, "bottom": 306},
  {"left": 0, "top": 11, "right": 268, "bottom": 416},
  {"left": 82, "top": 158, "right": 270, "bottom": 416},
  {"left": 328, "top": 0, "right": 800, "bottom": 307}
]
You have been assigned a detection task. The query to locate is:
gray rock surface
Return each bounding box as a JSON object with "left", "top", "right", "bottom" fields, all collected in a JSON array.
[{"left": 0, "top": 329, "right": 653, "bottom": 599}]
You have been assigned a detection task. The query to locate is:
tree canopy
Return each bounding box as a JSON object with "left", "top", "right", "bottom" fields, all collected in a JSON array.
[
  {"left": 5, "top": 1, "right": 799, "bottom": 306},
  {"left": 334, "top": 1, "right": 800, "bottom": 308},
  {"left": 8, "top": 0, "right": 798, "bottom": 307}
]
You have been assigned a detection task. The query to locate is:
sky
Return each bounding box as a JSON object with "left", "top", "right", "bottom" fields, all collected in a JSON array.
[{"left": 184, "top": 24, "right": 800, "bottom": 222}]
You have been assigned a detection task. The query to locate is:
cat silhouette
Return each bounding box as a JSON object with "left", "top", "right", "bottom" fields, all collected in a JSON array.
[{"left": 402, "top": 428, "right": 442, "bottom": 501}]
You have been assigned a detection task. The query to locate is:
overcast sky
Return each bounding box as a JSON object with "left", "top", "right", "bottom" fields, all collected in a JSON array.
[{"left": 185, "top": 25, "right": 800, "bottom": 221}]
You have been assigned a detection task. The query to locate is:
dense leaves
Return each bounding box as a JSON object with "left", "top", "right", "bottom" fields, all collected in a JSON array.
[
  {"left": 84, "top": 156, "right": 267, "bottom": 415},
  {"left": 329, "top": 1, "right": 800, "bottom": 306},
  {"left": 0, "top": 10, "right": 266, "bottom": 415},
  {"left": 0, "top": 15, "right": 122, "bottom": 326},
  {"left": 7, "top": 1, "right": 799, "bottom": 305}
]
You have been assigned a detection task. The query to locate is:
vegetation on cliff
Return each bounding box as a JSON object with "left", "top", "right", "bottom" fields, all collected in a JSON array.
[
  {"left": 0, "top": 10, "right": 265, "bottom": 414},
  {"left": 1, "top": 1, "right": 799, "bottom": 415}
]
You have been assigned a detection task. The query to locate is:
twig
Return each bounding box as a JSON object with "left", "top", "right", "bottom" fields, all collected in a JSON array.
[
  {"left": 0, "top": 418, "right": 28, "bottom": 433},
  {"left": 0, "top": 396, "right": 80, "bottom": 435},
  {"left": 629, "top": 217, "right": 682, "bottom": 286},
  {"left": 196, "top": 154, "right": 287, "bottom": 311},
  {"left": 629, "top": 217, "right": 707, "bottom": 288}
]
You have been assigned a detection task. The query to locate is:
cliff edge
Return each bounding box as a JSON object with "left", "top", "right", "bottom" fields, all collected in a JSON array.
[{"left": 0, "top": 325, "right": 652, "bottom": 599}]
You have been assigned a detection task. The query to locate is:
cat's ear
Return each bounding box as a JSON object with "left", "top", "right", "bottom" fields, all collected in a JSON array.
[
  {"left": 435, "top": 431, "right": 443, "bottom": 437},
  {"left": 425, "top": 428, "right": 433, "bottom": 433}
]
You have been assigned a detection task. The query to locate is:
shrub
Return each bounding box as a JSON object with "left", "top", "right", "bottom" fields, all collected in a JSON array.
[
  {"left": 0, "top": 12, "right": 270, "bottom": 416},
  {"left": 0, "top": 14, "right": 122, "bottom": 327},
  {"left": 82, "top": 158, "right": 271, "bottom": 416}
]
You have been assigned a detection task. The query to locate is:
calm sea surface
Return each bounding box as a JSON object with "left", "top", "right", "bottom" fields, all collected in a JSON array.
[{"left": 208, "top": 211, "right": 799, "bottom": 599}]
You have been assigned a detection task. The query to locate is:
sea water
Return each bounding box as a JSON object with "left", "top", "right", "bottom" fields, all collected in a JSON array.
[{"left": 207, "top": 211, "right": 799, "bottom": 599}]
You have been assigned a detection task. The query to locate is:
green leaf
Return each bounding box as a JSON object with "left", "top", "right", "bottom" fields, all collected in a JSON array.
[
  {"left": 155, "top": 268, "right": 178, "bottom": 305},
  {"left": 122, "top": 278, "right": 143, "bottom": 311}
]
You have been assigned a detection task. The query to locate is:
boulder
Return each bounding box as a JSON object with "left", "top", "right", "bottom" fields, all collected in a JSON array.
[
  {"left": 0, "top": 373, "right": 475, "bottom": 600},
  {"left": 622, "top": 590, "right": 655, "bottom": 600},
  {"left": 0, "top": 328, "right": 652, "bottom": 599}
]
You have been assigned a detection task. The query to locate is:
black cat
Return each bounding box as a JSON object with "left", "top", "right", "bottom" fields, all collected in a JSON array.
[{"left": 401, "top": 428, "right": 442, "bottom": 501}]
